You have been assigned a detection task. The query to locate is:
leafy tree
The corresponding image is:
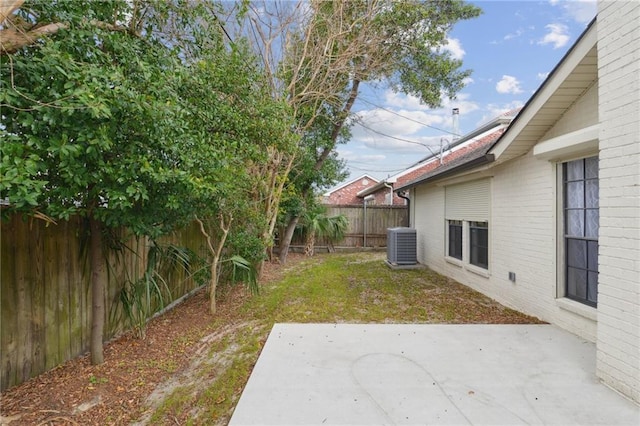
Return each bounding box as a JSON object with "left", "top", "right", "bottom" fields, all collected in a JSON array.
[
  {"left": 227, "top": 0, "right": 482, "bottom": 263},
  {"left": 276, "top": 107, "right": 350, "bottom": 262},
  {"left": 2, "top": 0, "right": 300, "bottom": 326},
  {"left": 175, "top": 30, "right": 296, "bottom": 311},
  {"left": 1, "top": 1, "right": 198, "bottom": 364}
]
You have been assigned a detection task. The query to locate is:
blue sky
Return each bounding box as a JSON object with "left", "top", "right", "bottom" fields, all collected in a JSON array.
[{"left": 336, "top": 0, "right": 597, "bottom": 182}]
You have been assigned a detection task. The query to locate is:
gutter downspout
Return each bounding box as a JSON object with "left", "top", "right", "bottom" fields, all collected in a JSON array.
[
  {"left": 398, "top": 191, "right": 410, "bottom": 227},
  {"left": 383, "top": 182, "right": 394, "bottom": 205}
]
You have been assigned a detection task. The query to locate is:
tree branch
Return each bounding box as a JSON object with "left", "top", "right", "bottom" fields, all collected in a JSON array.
[
  {"left": 1, "top": 22, "right": 67, "bottom": 54},
  {"left": 0, "top": 0, "right": 23, "bottom": 25},
  {"left": 1, "top": 12, "right": 133, "bottom": 55},
  {"left": 313, "top": 78, "right": 360, "bottom": 173}
]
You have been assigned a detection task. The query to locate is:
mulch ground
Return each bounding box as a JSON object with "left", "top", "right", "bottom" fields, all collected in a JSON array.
[{"left": 0, "top": 256, "right": 301, "bottom": 426}]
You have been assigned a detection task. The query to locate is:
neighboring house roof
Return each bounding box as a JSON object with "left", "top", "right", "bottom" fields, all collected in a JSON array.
[
  {"left": 324, "top": 174, "right": 380, "bottom": 205},
  {"left": 324, "top": 174, "right": 379, "bottom": 197},
  {"left": 364, "top": 108, "right": 519, "bottom": 197},
  {"left": 395, "top": 128, "right": 505, "bottom": 191},
  {"left": 396, "top": 17, "right": 597, "bottom": 192}
]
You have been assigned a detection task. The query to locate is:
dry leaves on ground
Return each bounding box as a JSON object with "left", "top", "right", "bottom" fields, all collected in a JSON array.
[{"left": 0, "top": 256, "right": 299, "bottom": 426}]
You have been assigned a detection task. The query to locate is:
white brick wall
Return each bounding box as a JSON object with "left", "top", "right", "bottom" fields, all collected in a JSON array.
[
  {"left": 412, "top": 185, "right": 444, "bottom": 268},
  {"left": 596, "top": 0, "right": 640, "bottom": 404},
  {"left": 412, "top": 148, "right": 599, "bottom": 342}
]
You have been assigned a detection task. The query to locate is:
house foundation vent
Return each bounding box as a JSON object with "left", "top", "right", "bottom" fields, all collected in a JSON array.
[{"left": 387, "top": 227, "right": 417, "bottom": 265}]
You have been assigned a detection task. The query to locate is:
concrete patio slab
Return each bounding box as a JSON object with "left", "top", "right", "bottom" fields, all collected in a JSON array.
[{"left": 230, "top": 324, "right": 639, "bottom": 425}]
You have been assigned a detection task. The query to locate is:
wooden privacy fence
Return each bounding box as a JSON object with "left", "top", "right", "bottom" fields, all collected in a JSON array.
[
  {"left": 289, "top": 204, "right": 409, "bottom": 250},
  {"left": 0, "top": 215, "right": 206, "bottom": 391},
  {"left": 1, "top": 204, "right": 407, "bottom": 390}
]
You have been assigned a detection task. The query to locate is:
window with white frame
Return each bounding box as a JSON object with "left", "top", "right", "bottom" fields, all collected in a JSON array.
[
  {"left": 445, "top": 179, "right": 491, "bottom": 271},
  {"left": 563, "top": 156, "right": 598, "bottom": 306},
  {"left": 448, "top": 220, "right": 463, "bottom": 260},
  {"left": 469, "top": 221, "right": 489, "bottom": 269}
]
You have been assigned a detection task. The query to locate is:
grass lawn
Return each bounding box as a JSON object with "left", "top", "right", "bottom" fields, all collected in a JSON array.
[{"left": 143, "top": 251, "right": 542, "bottom": 425}]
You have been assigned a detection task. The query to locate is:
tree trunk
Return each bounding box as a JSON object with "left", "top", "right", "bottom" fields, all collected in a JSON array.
[
  {"left": 89, "top": 216, "right": 105, "bottom": 365},
  {"left": 304, "top": 230, "right": 315, "bottom": 257},
  {"left": 279, "top": 215, "right": 299, "bottom": 264},
  {"left": 279, "top": 80, "right": 361, "bottom": 264},
  {"left": 209, "top": 256, "right": 219, "bottom": 314},
  {"left": 195, "top": 215, "right": 230, "bottom": 315}
]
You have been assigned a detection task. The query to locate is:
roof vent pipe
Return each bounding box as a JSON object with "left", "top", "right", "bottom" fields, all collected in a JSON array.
[{"left": 452, "top": 108, "right": 460, "bottom": 142}]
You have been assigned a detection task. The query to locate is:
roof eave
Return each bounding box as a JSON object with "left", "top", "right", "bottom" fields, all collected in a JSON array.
[{"left": 395, "top": 153, "right": 495, "bottom": 192}]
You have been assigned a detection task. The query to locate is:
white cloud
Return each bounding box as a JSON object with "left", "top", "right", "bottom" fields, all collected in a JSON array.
[
  {"left": 441, "top": 93, "right": 480, "bottom": 117},
  {"left": 350, "top": 90, "right": 480, "bottom": 153},
  {"left": 383, "top": 91, "right": 430, "bottom": 110},
  {"left": 380, "top": 90, "right": 474, "bottom": 115},
  {"left": 432, "top": 37, "right": 465, "bottom": 60},
  {"left": 358, "top": 132, "right": 444, "bottom": 153},
  {"left": 354, "top": 108, "right": 442, "bottom": 137},
  {"left": 338, "top": 150, "right": 387, "bottom": 163},
  {"left": 351, "top": 108, "right": 445, "bottom": 153},
  {"left": 496, "top": 75, "right": 523, "bottom": 94},
  {"left": 443, "top": 38, "right": 465, "bottom": 60},
  {"left": 550, "top": 0, "right": 596, "bottom": 24},
  {"left": 504, "top": 28, "right": 524, "bottom": 41},
  {"left": 462, "top": 77, "right": 474, "bottom": 86},
  {"left": 538, "top": 23, "right": 570, "bottom": 49}
]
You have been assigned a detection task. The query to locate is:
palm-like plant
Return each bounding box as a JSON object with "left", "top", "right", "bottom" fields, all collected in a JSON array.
[
  {"left": 299, "top": 205, "right": 348, "bottom": 256},
  {"left": 119, "top": 241, "right": 193, "bottom": 339}
]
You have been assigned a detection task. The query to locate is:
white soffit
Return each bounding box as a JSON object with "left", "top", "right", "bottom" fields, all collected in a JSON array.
[{"left": 490, "top": 22, "right": 598, "bottom": 163}]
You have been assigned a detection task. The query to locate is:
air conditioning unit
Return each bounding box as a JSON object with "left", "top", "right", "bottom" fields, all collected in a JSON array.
[{"left": 387, "top": 227, "right": 417, "bottom": 265}]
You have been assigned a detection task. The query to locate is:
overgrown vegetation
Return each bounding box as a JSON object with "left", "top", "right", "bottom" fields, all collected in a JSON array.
[
  {"left": 225, "top": 1, "right": 482, "bottom": 263},
  {"left": 0, "top": 0, "right": 482, "bottom": 367},
  {"left": 295, "top": 203, "right": 349, "bottom": 255},
  {"left": 1, "top": 0, "right": 295, "bottom": 362}
]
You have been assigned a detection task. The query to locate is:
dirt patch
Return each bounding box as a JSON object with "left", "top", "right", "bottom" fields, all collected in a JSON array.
[{"left": 132, "top": 320, "right": 260, "bottom": 426}]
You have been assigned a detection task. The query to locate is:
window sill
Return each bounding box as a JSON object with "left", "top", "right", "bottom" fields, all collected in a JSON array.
[
  {"left": 466, "top": 263, "right": 490, "bottom": 278},
  {"left": 445, "top": 256, "right": 463, "bottom": 267},
  {"left": 556, "top": 298, "right": 597, "bottom": 321}
]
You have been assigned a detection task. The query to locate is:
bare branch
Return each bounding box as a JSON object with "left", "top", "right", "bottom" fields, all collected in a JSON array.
[
  {"left": 0, "top": 0, "right": 23, "bottom": 25},
  {"left": 1, "top": 2, "right": 133, "bottom": 57},
  {"left": 0, "top": 22, "right": 66, "bottom": 54}
]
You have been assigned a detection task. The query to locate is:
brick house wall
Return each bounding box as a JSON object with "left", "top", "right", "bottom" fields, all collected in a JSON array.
[
  {"left": 325, "top": 176, "right": 378, "bottom": 205},
  {"left": 596, "top": 0, "right": 640, "bottom": 403}
]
